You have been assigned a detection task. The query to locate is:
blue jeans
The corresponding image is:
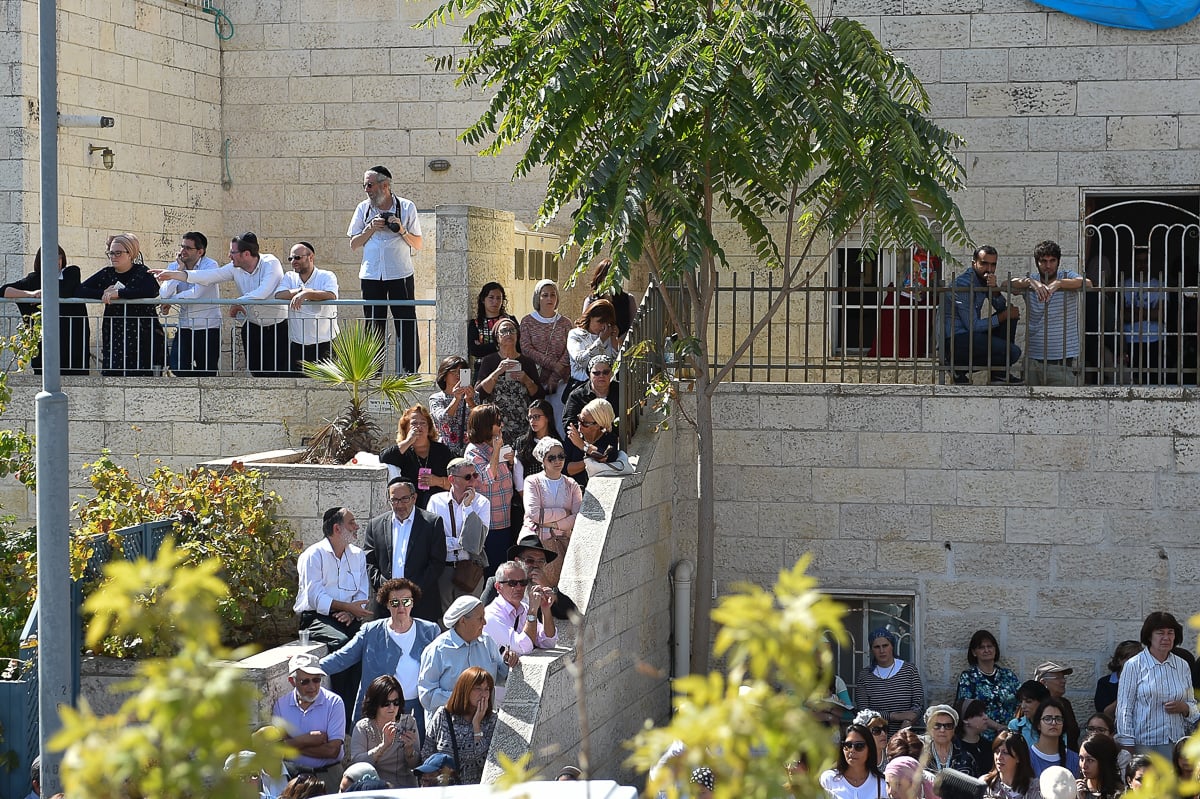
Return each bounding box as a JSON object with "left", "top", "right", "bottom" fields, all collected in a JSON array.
[{"left": 946, "top": 319, "right": 1020, "bottom": 374}]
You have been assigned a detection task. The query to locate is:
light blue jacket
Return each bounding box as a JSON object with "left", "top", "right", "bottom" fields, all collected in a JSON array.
[{"left": 320, "top": 617, "right": 441, "bottom": 720}]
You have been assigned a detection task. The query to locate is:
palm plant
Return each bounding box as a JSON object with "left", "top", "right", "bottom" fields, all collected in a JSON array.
[{"left": 299, "top": 324, "right": 427, "bottom": 463}]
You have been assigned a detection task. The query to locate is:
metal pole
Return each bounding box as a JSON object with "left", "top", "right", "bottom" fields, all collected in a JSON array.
[{"left": 36, "top": 0, "right": 71, "bottom": 793}]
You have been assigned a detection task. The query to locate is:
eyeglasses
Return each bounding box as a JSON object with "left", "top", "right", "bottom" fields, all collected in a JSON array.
[
  {"left": 363, "top": 181, "right": 378, "bottom": 188},
  {"left": 520, "top": 557, "right": 547, "bottom": 567},
  {"left": 527, "top": 414, "right": 545, "bottom": 421},
  {"left": 454, "top": 472, "right": 476, "bottom": 480},
  {"left": 841, "top": 741, "right": 868, "bottom": 751},
  {"left": 287, "top": 255, "right": 308, "bottom": 261},
  {"left": 579, "top": 419, "right": 597, "bottom": 428},
  {"left": 498, "top": 579, "right": 531, "bottom": 588},
  {"left": 590, "top": 370, "right": 612, "bottom": 377},
  {"left": 932, "top": 722, "right": 956, "bottom": 731},
  {"left": 388, "top": 597, "right": 414, "bottom": 608},
  {"left": 178, "top": 245, "right": 197, "bottom": 251},
  {"left": 106, "top": 250, "right": 129, "bottom": 257},
  {"left": 389, "top": 494, "right": 417, "bottom": 503},
  {"left": 544, "top": 453, "right": 566, "bottom": 462},
  {"left": 295, "top": 676, "right": 321, "bottom": 687},
  {"left": 382, "top": 697, "right": 402, "bottom": 707},
  {"left": 1085, "top": 725, "right": 1110, "bottom": 735},
  {"left": 868, "top": 726, "right": 887, "bottom": 735},
  {"left": 1040, "top": 715, "right": 1064, "bottom": 724}
]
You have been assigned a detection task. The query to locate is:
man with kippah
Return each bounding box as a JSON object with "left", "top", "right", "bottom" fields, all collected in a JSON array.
[
  {"left": 348, "top": 166, "right": 424, "bottom": 374},
  {"left": 275, "top": 240, "right": 339, "bottom": 374}
]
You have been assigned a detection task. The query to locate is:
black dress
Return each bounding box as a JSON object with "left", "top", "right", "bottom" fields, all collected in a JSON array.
[
  {"left": 378, "top": 440, "right": 453, "bottom": 509},
  {"left": 564, "top": 428, "right": 619, "bottom": 489},
  {"left": 1, "top": 265, "right": 91, "bottom": 374},
  {"left": 76, "top": 264, "right": 165, "bottom": 377}
]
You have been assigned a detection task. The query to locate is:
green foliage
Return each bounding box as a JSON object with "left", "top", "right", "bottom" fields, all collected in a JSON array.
[
  {"left": 51, "top": 541, "right": 293, "bottom": 799},
  {"left": 73, "top": 453, "right": 297, "bottom": 657},
  {"left": 300, "top": 324, "right": 428, "bottom": 463},
  {"left": 0, "top": 522, "right": 36, "bottom": 660},
  {"left": 628, "top": 557, "right": 848, "bottom": 799}
]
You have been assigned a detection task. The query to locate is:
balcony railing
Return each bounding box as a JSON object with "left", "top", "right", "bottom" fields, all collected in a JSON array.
[{"left": 0, "top": 297, "right": 437, "bottom": 378}]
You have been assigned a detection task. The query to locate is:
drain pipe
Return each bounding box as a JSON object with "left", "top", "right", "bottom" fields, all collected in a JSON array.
[{"left": 672, "top": 559, "right": 694, "bottom": 678}]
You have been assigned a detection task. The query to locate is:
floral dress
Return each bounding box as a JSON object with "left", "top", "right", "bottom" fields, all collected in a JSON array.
[{"left": 956, "top": 665, "right": 1019, "bottom": 741}]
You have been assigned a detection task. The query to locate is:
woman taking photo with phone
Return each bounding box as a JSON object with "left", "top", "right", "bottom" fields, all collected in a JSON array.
[{"left": 350, "top": 675, "right": 421, "bottom": 788}]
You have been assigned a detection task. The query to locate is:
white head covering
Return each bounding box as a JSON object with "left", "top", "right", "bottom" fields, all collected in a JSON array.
[{"left": 443, "top": 595, "right": 483, "bottom": 628}]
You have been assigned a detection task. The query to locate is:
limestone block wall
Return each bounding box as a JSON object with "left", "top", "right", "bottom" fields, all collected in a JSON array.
[
  {"left": 486, "top": 420, "right": 677, "bottom": 783},
  {"left": 3, "top": 0, "right": 225, "bottom": 279},
  {"left": 842, "top": 4, "right": 1200, "bottom": 270},
  {"left": 678, "top": 382, "right": 1200, "bottom": 712}
]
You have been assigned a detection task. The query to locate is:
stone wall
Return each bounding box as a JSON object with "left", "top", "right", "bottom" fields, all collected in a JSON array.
[
  {"left": 486, "top": 420, "right": 677, "bottom": 783},
  {"left": 679, "top": 382, "right": 1200, "bottom": 711}
]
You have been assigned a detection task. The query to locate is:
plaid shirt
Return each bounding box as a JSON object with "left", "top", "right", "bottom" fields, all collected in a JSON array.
[{"left": 464, "top": 442, "right": 514, "bottom": 529}]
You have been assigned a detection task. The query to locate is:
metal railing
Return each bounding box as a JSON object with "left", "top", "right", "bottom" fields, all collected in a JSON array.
[
  {"left": 1, "top": 297, "right": 437, "bottom": 378},
  {"left": 616, "top": 272, "right": 1200, "bottom": 387},
  {"left": 617, "top": 280, "right": 689, "bottom": 449}
]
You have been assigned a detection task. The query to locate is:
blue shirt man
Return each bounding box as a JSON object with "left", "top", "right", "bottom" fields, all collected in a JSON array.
[{"left": 942, "top": 245, "right": 1021, "bottom": 384}]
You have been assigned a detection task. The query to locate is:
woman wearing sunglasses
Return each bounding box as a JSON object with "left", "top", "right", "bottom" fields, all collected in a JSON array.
[
  {"left": 819, "top": 723, "right": 886, "bottom": 799},
  {"left": 522, "top": 437, "right": 581, "bottom": 587},
  {"left": 320, "top": 578, "right": 440, "bottom": 740},
  {"left": 349, "top": 675, "right": 420, "bottom": 788},
  {"left": 922, "top": 704, "right": 978, "bottom": 776}
]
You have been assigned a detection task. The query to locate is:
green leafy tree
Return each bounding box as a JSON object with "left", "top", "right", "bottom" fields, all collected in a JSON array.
[
  {"left": 51, "top": 540, "right": 292, "bottom": 799},
  {"left": 299, "top": 324, "right": 427, "bottom": 463},
  {"left": 421, "top": 0, "right": 968, "bottom": 669}
]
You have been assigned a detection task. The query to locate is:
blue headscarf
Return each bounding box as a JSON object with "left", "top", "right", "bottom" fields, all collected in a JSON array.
[{"left": 868, "top": 627, "right": 898, "bottom": 652}]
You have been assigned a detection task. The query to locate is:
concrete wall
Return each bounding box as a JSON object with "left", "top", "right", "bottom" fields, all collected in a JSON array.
[
  {"left": 684, "top": 382, "right": 1200, "bottom": 711},
  {"left": 486, "top": 419, "right": 677, "bottom": 783}
]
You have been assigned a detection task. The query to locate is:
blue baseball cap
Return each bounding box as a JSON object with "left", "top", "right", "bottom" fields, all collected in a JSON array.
[{"left": 415, "top": 753, "right": 456, "bottom": 774}]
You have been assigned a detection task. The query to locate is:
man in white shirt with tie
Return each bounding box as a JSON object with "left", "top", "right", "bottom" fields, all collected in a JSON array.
[
  {"left": 427, "top": 457, "right": 491, "bottom": 614},
  {"left": 364, "top": 477, "right": 445, "bottom": 623}
]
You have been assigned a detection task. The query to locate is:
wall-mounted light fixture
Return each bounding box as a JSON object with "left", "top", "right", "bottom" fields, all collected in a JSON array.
[
  {"left": 428, "top": 158, "right": 451, "bottom": 172},
  {"left": 88, "top": 144, "right": 115, "bottom": 170}
]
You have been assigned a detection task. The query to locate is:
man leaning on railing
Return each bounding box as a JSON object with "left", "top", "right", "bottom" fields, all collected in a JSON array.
[
  {"left": 1008, "top": 240, "right": 1091, "bottom": 387},
  {"left": 942, "top": 245, "right": 1022, "bottom": 385}
]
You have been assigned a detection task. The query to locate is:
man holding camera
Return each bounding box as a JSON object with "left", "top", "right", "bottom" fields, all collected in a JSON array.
[
  {"left": 483, "top": 560, "right": 558, "bottom": 656},
  {"left": 348, "top": 166, "right": 423, "bottom": 374}
]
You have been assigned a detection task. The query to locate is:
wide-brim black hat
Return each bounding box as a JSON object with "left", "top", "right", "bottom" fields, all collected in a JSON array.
[{"left": 507, "top": 534, "right": 558, "bottom": 563}]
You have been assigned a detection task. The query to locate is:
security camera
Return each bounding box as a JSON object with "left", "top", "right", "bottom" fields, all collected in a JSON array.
[{"left": 58, "top": 114, "right": 115, "bottom": 128}]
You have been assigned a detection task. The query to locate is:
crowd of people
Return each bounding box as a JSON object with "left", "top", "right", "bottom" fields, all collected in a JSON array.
[{"left": 816, "top": 614, "right": 1200, "bottom": 799}]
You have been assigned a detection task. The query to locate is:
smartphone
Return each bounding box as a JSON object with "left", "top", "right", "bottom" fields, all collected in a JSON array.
[
  {"left": 398, "top": 713, "right": 417, "bottom": 734},
  {"left": 459, "top": 367, "right": 471, "bottom": 386},
  {"left": 505, "top": 359, "right": 521, "bottom": 372},
  {"left": 417, "top": 467, "right": 431, "bottom": 490},
  {"left": 499, "top": 444, "right": 513, "bottom": 460}
]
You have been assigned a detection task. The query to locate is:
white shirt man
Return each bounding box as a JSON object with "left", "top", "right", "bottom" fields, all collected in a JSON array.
[
  {"left": 158, "top": 231, "right": 222, "bottom": 376},
  {"left": 427, "top": 457, "right": 491, "bottom": 613},
  {"left": 347, "top": 165, "right": 424, "bottom": 374},
  {"left": 275, "top": 241, "right": 339, "bottom": 373}
]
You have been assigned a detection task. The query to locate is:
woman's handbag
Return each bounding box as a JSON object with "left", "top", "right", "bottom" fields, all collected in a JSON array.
[
  {"left": 452, "top": 559, "right": 484, "bottom": 593},
  {"left": 584, "top": 450, "right": 633, "bottom": 477}
]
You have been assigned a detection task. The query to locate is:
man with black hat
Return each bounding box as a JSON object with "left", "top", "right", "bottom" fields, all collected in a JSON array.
[
  {"left": 348, "top": 166, "right": 423, "bottom": 374},
  {"left": 480, "top": 534, "right": 578, "bottom": 620},
  {"left": 275, "top": 240, "right": 339, "bottom": 373}
]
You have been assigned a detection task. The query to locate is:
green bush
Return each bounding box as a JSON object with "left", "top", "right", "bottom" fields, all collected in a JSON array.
[
  {"left": 72, "top": 453, "right": 297, "bottom": 657},
  {"left": 0, "top": 521, "right": 36, "bottom": 661}
]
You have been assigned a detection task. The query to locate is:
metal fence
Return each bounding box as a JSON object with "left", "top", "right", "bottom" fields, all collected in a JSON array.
[{"left": 0, "top": 297, "right": 437, "bottom": 378}]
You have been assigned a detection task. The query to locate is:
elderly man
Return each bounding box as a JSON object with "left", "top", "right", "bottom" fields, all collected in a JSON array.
[
  {"left": 155, "top": 231, "right": 289, "bottom": 376},
  {"left": 158, "top": 231, "right": 222, "bottom": 376},
  {"left": 274, "top": 241, "right": 339, "bottom": 374},
  {"left": 364, "top": 477, "right": 446, "bottom": 623},
  {"left": 426, "top": 457, "right": 491, "bottom": 614},
  {"left": 271, "top": 653, "right": 346, "bottom": 786},
  {"left": 294, "top": 507, "right": 372, "bottom": 720},
  {"left": 562, "top": 353, "right": 621, "bottom": 429},
  {"left": 1034, "top": 660, "right": 1080, "bottom": 750},
  {"left": 348, "top": 165, "right": 423, "bottom": 374},
  {"left": 481, "top": 535, "right": 578, "bottom": 620},
  {"left": 417, "top": 596, "right": 518, "bottom": 727},
  {"left": 484, "top": 560, "right": 558, "bottom": 656}
]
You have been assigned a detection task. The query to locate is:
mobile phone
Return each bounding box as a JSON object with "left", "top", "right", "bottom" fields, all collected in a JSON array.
[
  {"left": 399, "top": 713, "right": 417, "bottom": 734},
  {"left": 417, "top": 467, "right": 431, "bottom": 490},
  {"left": 459, "top": 367, "right": 471, "bottom": 385},
  {"left": 499, "top": 444, "right": 513, "bottom": 460}
]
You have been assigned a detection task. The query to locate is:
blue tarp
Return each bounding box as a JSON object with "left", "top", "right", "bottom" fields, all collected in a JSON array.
[{"left": 1034, "top": 0, "right": 1200, "bottom": 30}]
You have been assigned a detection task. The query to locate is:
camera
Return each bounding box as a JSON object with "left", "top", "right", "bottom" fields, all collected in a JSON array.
[{"left": 378, "top": 211, "right": 401, "bottom": 234}]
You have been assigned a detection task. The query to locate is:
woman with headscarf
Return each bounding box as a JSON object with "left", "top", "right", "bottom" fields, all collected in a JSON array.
[
  {"left": 77, "top": 233, "right": 165, "bottom": 376},
  {"left": 883, "top": 756, "right": 936, "bottom": 799},
  {"left": 519, "top": 279, "right": 572, "bottom": 422},
  {"left": 853, "top": 628, "right": 925, "bottom": 736},
  {"left": 923, "top": 704, "right": 978, "bottom": 776},
  {"left": 523, "top": 437, "right": 582, "bottom": 588},
  {"left": 416, "top": 596, "right": 518, "bottom": 728}
]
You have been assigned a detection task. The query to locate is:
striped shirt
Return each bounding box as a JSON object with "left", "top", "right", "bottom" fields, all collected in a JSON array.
[
  {"left": 853, "top": 659, "right": 925, "bottom": 735},
  {"left": 1024, "top": 268, "right": 1083, "bottom": 360},
  {"left": 1115, "top": 648, "right": 1199, "bottom": 747}
]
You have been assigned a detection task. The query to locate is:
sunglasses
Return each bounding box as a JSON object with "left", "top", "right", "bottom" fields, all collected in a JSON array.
[
  {"left": 454, "top": 472, "right": 477, "bottom": 480},
  {"left": 590, "top": 370, "right": 612, "bottom": 376},
  {"left": 287, "top": 255, "right": 308, "bottom": 261},
  {"left": 932, "top": 722, "right": 955, "bottom": 731},
  {"left": 544, "top": 453, "right": 566, "bottom": 462},
  {"left": 381, "top": 698, "right": 403, "bottom": 707},
  {"left": 869, "top": 726, "right": 887, "bottom": 735},
  {"left": 295, "top": 676, "right": 321, "bottom": 687},
  {"left": 579, "top": 419, "right": 597, "bottom": 428},
  {"left": 389, "top": 597, "right": 414, "bottom": 608},
  {"left": 841, "top": 741, "right": 868, "bottom": 751},
  {"left": 498, "top": 579, "right": 531, "bottom": 588}
]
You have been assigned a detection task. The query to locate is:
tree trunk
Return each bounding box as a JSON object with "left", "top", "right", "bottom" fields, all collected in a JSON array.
[{"left": 689, "top": 367, "right": 715, "bottom": 673}]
